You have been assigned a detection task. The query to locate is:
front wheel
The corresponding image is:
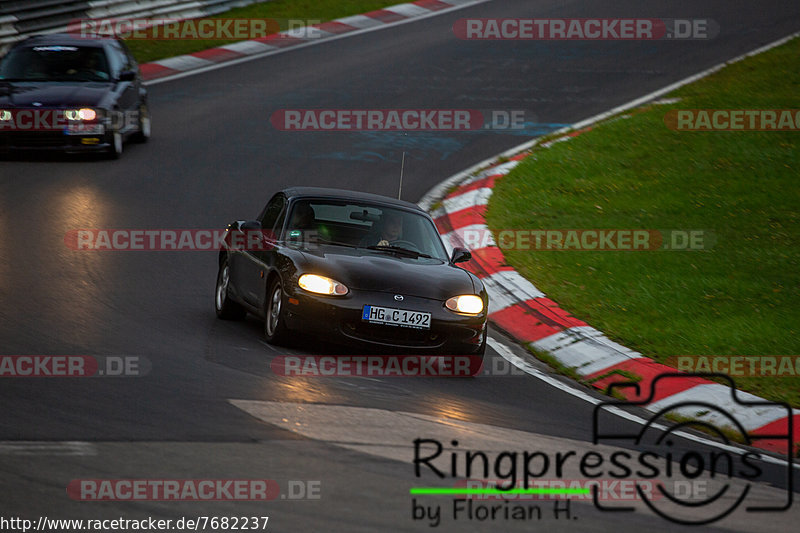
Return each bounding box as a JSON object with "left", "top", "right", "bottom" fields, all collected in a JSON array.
[
  {"left": 106, "top": 130, "right": 123, "bottom": 159},
  {"left": 264, "top": 277, "right": 290, "bottom": 345},
  {"left": 215, "top": 257, "right": 246, "bottom": 320},
  {"left": 132, "top": 104, "right": 150, "bottom": 143},
  {"left": 476, "top": 326, "right": 487, "bottom": 356}
]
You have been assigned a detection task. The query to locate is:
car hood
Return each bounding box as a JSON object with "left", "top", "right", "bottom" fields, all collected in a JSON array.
[
  {"left": 297, "top": 246, "right": 479, "bottom": 301},
  {"left": 0, "top": 82, "right": 111, "bottom": 108}
]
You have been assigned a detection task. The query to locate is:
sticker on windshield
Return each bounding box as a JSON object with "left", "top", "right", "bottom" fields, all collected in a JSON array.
[{"left": 33, "top": 46, "right": 79, "bottom": 52}]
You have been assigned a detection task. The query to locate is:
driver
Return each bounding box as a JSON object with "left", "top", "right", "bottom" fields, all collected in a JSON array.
[
  {"left": 67, "top": 50, "right": 109, "bottom": 80},
  {"left": 377, "top": 211, "right": 403, "bottom": 246},
  {"left": 361, "top": 211, "right": 403, "bottom": 247}
]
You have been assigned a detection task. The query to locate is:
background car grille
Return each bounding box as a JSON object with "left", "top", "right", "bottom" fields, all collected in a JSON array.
[{"left": 1, "top": 132, "right": 68, "bottom": 148}]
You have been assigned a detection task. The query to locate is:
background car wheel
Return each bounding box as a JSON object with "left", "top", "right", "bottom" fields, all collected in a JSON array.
[
  {"left": 264, "top": 277, "right": 290, "bottom": 345},
  {"left": 106, "top": 131, "right": 123, "bottom": 159},
  {"left": 132, "top": 104, "right": 150, "bottom": 143},
  {"left": 215, "top": 258, "right": 246, "bottom": 320}
]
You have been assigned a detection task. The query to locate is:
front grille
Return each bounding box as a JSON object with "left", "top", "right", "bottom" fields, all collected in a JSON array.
[
  {"left": 1, "top": 132, "right": 69, "bottom": 148},
  {"left": 342, "top": 320, "right": 445, "bottom": 348}
]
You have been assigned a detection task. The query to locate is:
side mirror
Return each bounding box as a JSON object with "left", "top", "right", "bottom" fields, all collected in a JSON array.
[
  {"left": 450, "top": 247, "right": 471, "bottom": 264},
  {"left": 240, "top": 220, "right": 262, "bottom": 231},
  {"left": 118, "top": 70, "right": 136, "bottom": 82},
  {"left": 231, "top": 220, "right": 275, "bottom": 252}
]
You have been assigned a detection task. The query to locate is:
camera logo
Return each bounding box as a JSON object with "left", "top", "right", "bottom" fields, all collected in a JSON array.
[{"left": 592, "top": 373, "right": 793, "bottom": 525}]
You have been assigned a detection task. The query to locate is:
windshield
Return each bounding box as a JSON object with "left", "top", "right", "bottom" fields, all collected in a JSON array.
[
  {"left": 0, "top": 45, "right": 111, "bottom": 82},
  {"left": 285, "top": 199, "right": 449, "bottom": 261}
]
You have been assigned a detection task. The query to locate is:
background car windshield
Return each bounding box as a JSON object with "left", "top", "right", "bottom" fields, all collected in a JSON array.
[
  {"left": 288, "top": 200, "right": 449, "bottom": 261},
  {"left": 0, "top": 45, "right": 110, "bottom": 81}
]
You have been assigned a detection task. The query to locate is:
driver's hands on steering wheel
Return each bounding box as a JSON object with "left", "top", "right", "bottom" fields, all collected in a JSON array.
[{"left": 377, "top": 239, "right": 391, "bottom": 246}]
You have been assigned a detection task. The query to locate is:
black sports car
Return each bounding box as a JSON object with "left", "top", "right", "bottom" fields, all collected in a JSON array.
[
  {"left": 215, "top": 187, "right": 488, "bottom": 355},
  {"left": 0, "top": 34, "right": 149, "bottom": 158}
]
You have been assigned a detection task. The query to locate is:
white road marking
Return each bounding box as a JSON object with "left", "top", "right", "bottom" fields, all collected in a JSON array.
[
  {"left": 282, "top": 27, "right": 333, "bottom": 40},
  {"left": 220, "top": 40, "right": 277, "bottom": 55},
  {"left": 439, "top": 222, "right": 493, "bottom": 251},
  {"left": 155, "top": 54, "right": 214, "bottom": 71},
  {"left": 0, "top": 441, "right": 96, "bottom": 456},
  {"left": 383, "top": 3, "right": 431, "bottom": 17},
  {"left": 482, "top": 270, "right": 545, "bottom": 314},
  {"left": 646, "top": 384, "right": 791, "bottom": 432},
  {"left": 531, "top": 326, "right": 644, "bottom": 377},
  {"left": 441, "top": 187, "right": 492, "bottom": 212},
  {"left": 335, "top": 15, "right": 385, "bottom": 30}
]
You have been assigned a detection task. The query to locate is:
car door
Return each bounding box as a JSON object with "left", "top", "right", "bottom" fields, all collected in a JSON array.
[
  {"left": 235, "top": 194, "right": 287, "bottom": 308},
  {"left": 106, "top": 41, "right": 138, "bottom": 134},
  {"left": 118, "top": 39, "right": 146, "bottom": 110}
]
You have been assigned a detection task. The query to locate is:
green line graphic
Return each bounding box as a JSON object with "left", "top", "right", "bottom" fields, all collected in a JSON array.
[{"left": 410, "top": 487, "right": 590, "bottom": 496}]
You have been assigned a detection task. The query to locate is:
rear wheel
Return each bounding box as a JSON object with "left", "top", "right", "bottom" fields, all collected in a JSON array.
[
  {"left": 215, "top": 257, "right": 246, "bottom": 320},
  {"left": 264, "top": 277, "right": 290, "bottom": 345}
]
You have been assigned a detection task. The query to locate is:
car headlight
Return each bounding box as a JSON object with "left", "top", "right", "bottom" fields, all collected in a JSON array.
[
  {"left": 0, "top": 110, "right": 11, "bottom": 121},
  {"left": 64, "top": 108, "right": 97, "bottom": 121},
  {"left": 445, "top": 294, "right": 484, "bottom": 315},
  {"left": 298, "top": 274, "right": 349, "bottom": 296}
]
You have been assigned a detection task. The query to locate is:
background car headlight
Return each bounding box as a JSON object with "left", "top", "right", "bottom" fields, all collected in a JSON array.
[
  {"left": 65, "top": 108, "right": 97, "bottom": 121},
  {"left": 445, "top": 294, "right": 484, "bottom": 315},
  {"left": 298, "top": 274, "right": 349, "bottom": 296}
]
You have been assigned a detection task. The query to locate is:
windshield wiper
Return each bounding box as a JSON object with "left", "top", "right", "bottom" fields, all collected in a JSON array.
[
  {"left": 320, "top": 240, "right": 359, "bottom": 248},
  {"left": 366, "top": 245, "right": 432, "bottom": 259}
]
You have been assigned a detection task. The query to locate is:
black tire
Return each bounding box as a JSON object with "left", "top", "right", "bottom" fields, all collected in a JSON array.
[
  {"left": 476, "top": 326, "right": 487, "bottom": 356},
  {"left": 132, "top": 103, "right": 150, "bottom": 143},
  {"left": 469, "top": 328, "right": 487, "bottom": 375},
  {"left": 215, "top": 257, "right": 246, "bottom": 320},
  {"left": 264, "top": 277, "right": 290, "bottom": 345},
  {"left": 106, "top": 130, "right": 123, "bottom": 159}
]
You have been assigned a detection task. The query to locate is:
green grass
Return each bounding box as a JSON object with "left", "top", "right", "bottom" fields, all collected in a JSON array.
[
  {"left": 126, "top": 0, "right": 401, "bottom": 63},
  {"left": 487, "top": 37, "right": 800, "bottom": 407}
]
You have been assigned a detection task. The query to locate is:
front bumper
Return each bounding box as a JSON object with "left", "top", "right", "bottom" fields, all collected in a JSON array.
[
  {"left": 0, "top": 129, "right": 111, "bottom": 153},
  {"left": 283, "top": 287, "right": 487, "bottom": 354}
]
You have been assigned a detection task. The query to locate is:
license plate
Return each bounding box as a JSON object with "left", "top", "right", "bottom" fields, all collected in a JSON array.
[
  {"left": 362, "top": 305, "right": 431, "bottom": 329},
  {"left": 64, "top": 123, "right": 104, "bottom": 135}
]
